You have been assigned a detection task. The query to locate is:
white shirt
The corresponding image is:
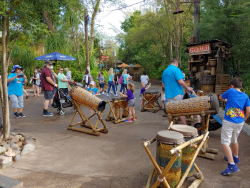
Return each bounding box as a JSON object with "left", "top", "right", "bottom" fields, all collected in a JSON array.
[{"left": 140, "top": 75, "right": 149, "bottom": 84}]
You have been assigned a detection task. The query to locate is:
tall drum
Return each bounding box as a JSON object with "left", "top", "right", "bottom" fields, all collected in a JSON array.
[
  {"left": 144, "top": 91, "right": 158, "bottom": 108},
  {"left": 112, "top": 97, "right": 128, "bottom": 118},
  {"left": 170, "top": 125, "right": 198, "bottom": 178},
  {"left": 156, "top": 130, "right": 184, "bottom": 188},
  {"left": 70, "top": 86, "right": 106, "bottom": 111},
  {"left": 165, "top": 94, "right": 219, "bottom": 114}
]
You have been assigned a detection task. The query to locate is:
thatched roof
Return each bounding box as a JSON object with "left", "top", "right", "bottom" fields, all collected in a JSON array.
[
  {"left": 132, "top": 63, "right": 142, "bottom": 68},
  {"left": 117, "top": 63, "right": 130, "bottom": 68}
]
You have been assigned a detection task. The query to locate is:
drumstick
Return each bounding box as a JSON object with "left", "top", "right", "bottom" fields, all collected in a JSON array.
[{"left": 168, "top": 121, "right": 173, "bottom": 130}]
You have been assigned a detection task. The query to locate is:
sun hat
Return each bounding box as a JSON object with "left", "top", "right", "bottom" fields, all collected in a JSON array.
[
  {"left": 11, "top": 65, "right": 23, "bottom": 73},
  {"left": 90, "top": 81, "right": 95, "bottom": 85}
]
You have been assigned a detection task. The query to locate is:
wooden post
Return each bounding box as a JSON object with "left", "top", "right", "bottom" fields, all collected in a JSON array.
[
  {"left": 193, "top": 0, "right": 200, "bottom": 43},
  {"left": 84, "top": 9, "right": 90, "bottom": 71}
]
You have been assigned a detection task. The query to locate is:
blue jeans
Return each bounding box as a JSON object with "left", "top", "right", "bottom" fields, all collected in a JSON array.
[
  {"left": 107, "top": 81, "right": 116, "bottom": 94},
  {"left": 115, "top": 83, "right": 118, "bottom": 92},
  {"left": 120, "top": 84, "right": 126, "bottom": 93}
]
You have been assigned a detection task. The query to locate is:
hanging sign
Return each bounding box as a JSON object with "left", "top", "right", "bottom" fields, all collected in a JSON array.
[
  {"left": 100, "top": 55, "right": 109, "bottom": 61},
  {"left": 188, "top": 43, "right": 211, "bottom": 55}
]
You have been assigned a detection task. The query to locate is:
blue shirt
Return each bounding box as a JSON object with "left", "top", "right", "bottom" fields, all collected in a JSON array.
[
  {"left": 123, "top": 74, "right": 128, "bottom": 84},
  {"left": 221, "top": 89, "right": 250, "bottom": 123},
  {"left": 162, "top": 65, "right": 184, "bottom": 99},
  {"left": 8, "top": 73, "right": 24, "bottom": 96},
  {"left": 88, "top": 87, "right": 98, "bottom": 95},
  {"left": 108, "top": 74, "right": 114, "bottom": 81},
  {"left": 126, "top": 89, "right": 134, "bottom": 101}
]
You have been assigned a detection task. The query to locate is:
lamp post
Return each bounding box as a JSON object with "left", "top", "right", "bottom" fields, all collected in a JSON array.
[{"left": 173, "top": 0, "right": 200, "bottom": 43}]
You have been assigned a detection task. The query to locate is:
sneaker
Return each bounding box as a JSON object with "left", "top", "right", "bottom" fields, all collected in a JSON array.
[
  {"left": 43, "top": 112, "right": 53, "bottom": 116},
  {"left": 125, "top": 119, "right": 132, "bottom": 122},
  {"left": 133, "top": 118, "right": 136, "bottom": 121},
  {"left": 98, "top": 93, "right": 101, "bottom": 95},
  {"left": 25, "top": 95, "right": 29, "bottom": 99},
  {"left": 19, "top": 113, "right": 25, "bottom": 118},
  {"left": 221, "top": 164, "right": 239, "bottom": 176},
  {"left": 102, "top": 92, "right": 104, "bottom": 94},
  {"left": 224, "top": 155, "right": 240, "bottom": 164},
  {"left": 14, "top": 112, "right": 20, "bottom": 118},
  {"left": 106, "top": 94, "right": 109, "bottom": 97},
  {"left": 110, "top": 91, "right": 113, "bottom": 94},
  {"left": 114, "top": 94, "right": 119, "bottom": 97}
]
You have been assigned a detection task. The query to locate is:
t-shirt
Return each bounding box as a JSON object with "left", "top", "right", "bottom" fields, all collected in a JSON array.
[
  {"left": 140, "top": 75, "right": 149, "bottom": 84},
  {"left": 126, "top": 89, "right": 134, "bottom": 101},
  {"left": 123, "top": 74, "right": 128, "bottom": 84},
  {"left": 221, "top": 88, "right": 250, "bottom": 123},
  {"left": 99, "top": 76, "right": 104, "bottom": 83},
  {"left": 8, "top": 73, "right": 24, "bottom": 96},
  {"left": 108, "top": 74, "right": 114, "bottom": 81},
  {"left": 140, "top": 87, "right": 146, "bottom": 94},
  {"left": 162, "top": 65, "right": 184, "bottom": 99},
  {"left": 57, "top": 73, "right": 68, "bottom": 89},
  {"left": 88, "top": 87, "right": 98, "bottom": 95},
  {"left": 41, "top": 67, "right": 54, "bottom": 91}
]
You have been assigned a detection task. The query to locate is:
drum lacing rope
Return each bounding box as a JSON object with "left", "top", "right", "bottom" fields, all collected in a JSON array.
[
  {"left": 146, "top": 141, "right": 151, "bottom": 146},
  {"left": 196, "top": 171, "right": 202, "bottom": 178},
  {"left": 190, "top": 140, "right": 194, "bottom": 147},
  {"left": 174, "top": 148, "right": 180, "bottom": 157},
  {"left": 157, "top": 176, "right": 166, "bottom": 182}
]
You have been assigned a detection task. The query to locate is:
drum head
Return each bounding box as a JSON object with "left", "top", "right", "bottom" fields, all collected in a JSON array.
[
  {"left": 156, "top": 130, "right": 184, "bottom": 145},
  {"left": 144, "top": 91, "right": 159, "bottom": 95},
  {"left": 210, "top": 94, "right": 219, "bottom": 114},
  {"left": 170, "top": 125, "right": 198, "bottom": 137}
]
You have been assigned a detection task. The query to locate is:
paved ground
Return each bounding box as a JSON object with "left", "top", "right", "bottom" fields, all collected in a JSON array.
[{"left": 1, "top": 81, "right": 250, "bottom": 188}]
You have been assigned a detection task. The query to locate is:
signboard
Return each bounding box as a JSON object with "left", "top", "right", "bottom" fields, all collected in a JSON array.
[
  {"left": 188, "top": 43, "right": 211, "bottom": 55},
  {"left": 100, "top": 55, "right": 109, "bottom": 62}
]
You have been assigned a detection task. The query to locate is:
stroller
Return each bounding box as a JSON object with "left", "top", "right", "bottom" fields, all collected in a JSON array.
[{"left": 52, "top": 88, "right": 74, "bottom": 116}]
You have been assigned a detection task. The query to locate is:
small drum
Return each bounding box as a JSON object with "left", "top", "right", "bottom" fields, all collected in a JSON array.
[
  {"left": 70, "top": 86, "right": 106, "bottom": 111},
  {"left": 144, "top": 91, "right": 159, "bottom": 108},
  {"left": 156, "top": 130, "right": 184, "bottom": 188},
  {"left": 170, "top": 125, "right": 198, "bottom": 178},
  {"left": 165, "top": 94, "right": 219, "bottom": 114},
  {"left": 112, "top": 97, "right": 128, "bottom": 118}
]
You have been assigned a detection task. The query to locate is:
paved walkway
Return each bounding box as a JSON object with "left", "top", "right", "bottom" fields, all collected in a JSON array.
[{"left": 1, "top": 81, "right": 250, "bottom": 188}]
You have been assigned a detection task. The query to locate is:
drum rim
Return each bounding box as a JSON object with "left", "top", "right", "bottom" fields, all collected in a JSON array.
[
  {"left": 170, "top": 125, "right": 198, "bottom": 137},
  {"left": 156, "top": 130, "right": 184, "bottom": 145}
]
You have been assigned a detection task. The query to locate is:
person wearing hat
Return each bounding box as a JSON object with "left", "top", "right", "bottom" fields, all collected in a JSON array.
[
  {"left": 41, "top": 60, "right": 58, "bottom": 116},
  {"left": 7, "top": 65, "right": 28, "bottom": 118}
]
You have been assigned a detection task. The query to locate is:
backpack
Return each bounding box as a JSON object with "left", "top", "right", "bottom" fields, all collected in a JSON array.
[{"left": 119, "top": 74, "right": 124, "bottom": 84}]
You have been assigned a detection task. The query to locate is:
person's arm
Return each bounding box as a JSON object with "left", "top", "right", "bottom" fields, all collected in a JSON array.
[
  {"left": 7, "top": 74, "right": 18, "bottom": 82},
  {"left": 219, "top": 89, "right": 229, "bottom": 102},
  {"left": 23, "top": 75, "right": 28, "bottom": 84},
  {"left": 82, "top": 76, "right": 85, "bottom": 83},
  {"left": 178, "top": 79, "right": 193, "bottom": 92},
  {"left": 245, "top": 106, "right": 250, "bottom": 122},
  {"left": 46, "top": 77, "right": 57, "bottom": 87},
  {"left": 119, "top": 92, "right": 128, "bottom": 98},
  {"left": 51, "top": 71, "right": 58, "bottom": 79},
  {"left": 145, "top": 83, "right": 151, "bottom": 90},
  {"left": 219, "top": 95, "right": 227, "bottom": 102}
]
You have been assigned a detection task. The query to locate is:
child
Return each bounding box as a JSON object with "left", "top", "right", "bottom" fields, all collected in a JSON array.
[
  {"left": 161, "top": 87, "right": 165, "bottom": 109},
  {"left": 120, "top": 83, "right": 136, "bottom": 122},
  {"left": 219, "top": 77, "right": 250, "bottom": 175},
  {"left": 99, "top": 72, "right": 105, "bottom": 94},
  {"left": 88, "top": 81, "right": 99, "bottom": 118},
  {"left": 140, "top": 82, "right": 151, "bottom": 110}
]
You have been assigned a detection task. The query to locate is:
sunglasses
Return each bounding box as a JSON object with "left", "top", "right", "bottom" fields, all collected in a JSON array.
[{"left": 60, "top": 70, "right": 63, "bottom": 71}]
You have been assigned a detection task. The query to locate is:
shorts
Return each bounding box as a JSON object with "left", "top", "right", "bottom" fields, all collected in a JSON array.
[
  {"left": 100, "top": 83, "right": 104, "bottom": 88},
  {"left": 168, "top": 94, "right": 183, "bottom": 102},
  {"left": 9, "top": 94, "right": 24, "bottom": 108},
  {"left": 221, "top": 119, "right": 244, "bottom": 145},
  {"left": 128, "top": 99, "right": 135, "bottom": 107},
  {"left": 44, "top": 90, "right": 53, "bottom": 100}
]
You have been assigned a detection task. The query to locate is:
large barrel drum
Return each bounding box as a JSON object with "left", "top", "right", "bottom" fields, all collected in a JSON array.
[
  {"left": 70, "top": 86, "right": 106, "bottom": 111},
  {"left": 165, "top": 94, "right": 219, "bottom": 114},
  {"left": 156, "top": 130, "right": 184, "bottom": 188}
]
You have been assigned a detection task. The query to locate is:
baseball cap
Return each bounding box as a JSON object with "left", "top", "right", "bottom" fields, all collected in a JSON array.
[
  {"left": 11, "top": 65, "right": 23, "bottom": 73},
  {"left": 45, "top": 60, "right": 52, "bottom": 65},
  {"left": 90, "top": 81, "right": 95, "bottom": 85}
]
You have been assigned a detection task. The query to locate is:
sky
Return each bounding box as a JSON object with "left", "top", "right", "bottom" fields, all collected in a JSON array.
[{"left": 95, "top": 0, "right": 146, "bottom": 38}]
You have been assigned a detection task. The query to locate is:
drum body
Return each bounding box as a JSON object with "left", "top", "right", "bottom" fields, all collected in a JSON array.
[
  {"left": 170, "top": 125, "right": 198, "bottom": 178},
  {"left": 165, "top": 94, "right": 219, "bottom": 114},
  {"left": 70, "top": 86, "right": 106, "bottom": 111},
  {"left": 144, "top": 91, "right": 159, "bottom": 108},
  {"left": 156, "top": 130, "right": 184, "bottom": 188},
  {"left": 112, "top": 97, "right": 128, "bottom": 118}
]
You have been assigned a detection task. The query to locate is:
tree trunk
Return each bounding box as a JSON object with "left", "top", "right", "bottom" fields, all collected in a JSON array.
[
  {"left": 43, "top": 11, "right": 56, "bottom": 33},
  {"left": 1, "top": 16, "right": 11, "bottom": 140},
  {"left": 72, "top": 29, "right": 81, "bottom": 72},
  {"left": 169, "top": 37, "right": 173, "bottom": 61},
  {"left": 84, "top": 9, "right": 90, "bottom": 71},
  {"left": 90, "top": 0, "right": 100, "bottom": 56}
]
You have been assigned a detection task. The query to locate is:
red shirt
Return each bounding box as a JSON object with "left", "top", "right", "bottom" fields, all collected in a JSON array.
[{"left": 41, "top": 67, "right": 54, "bottom": 91}]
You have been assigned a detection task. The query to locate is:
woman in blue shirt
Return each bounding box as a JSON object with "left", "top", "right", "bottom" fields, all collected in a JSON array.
[
  {"left": 7, "top": 65, "right": 28, "bottom": 118},
  {"left": 106, "top": 68, "right": 118, "bottom": 97}
]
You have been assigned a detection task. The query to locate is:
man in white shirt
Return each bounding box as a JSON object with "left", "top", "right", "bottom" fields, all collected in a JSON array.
[{"left": 140, "top": 71, "right": 149, "bottom": 85}]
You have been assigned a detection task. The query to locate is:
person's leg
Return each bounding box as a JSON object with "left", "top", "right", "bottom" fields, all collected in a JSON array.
[
  {"left": 43, "top": 91, "right": 53, "bottom": 116},
  {"left": 231, "top": 143, "right": 238, "bottom": 157},
  {"left": 112, "top": 83, "right": 116, "bottom": 94},
  {"left": 23, "top": 88, "right": 28, "bottom": 97},
  {"left": 222, "top": 144, "right": 234, "bottom": 164},
  {"left": 120, "top": 84, "right": 124, "bottom": 92},
  {"left": 231, "top": 121, "right": 244, "bottom": 157},
  {"left": 9, "top": 94, "right": 18, "bottom": 112},
  {"left": 162, "top": 100, "right": 165, "bottom": 108},
  {"left": 107, "top": 82, "right": 112, "bottom": 94},
  {"left": 132, "top": 106, "right": 135, "bottom": 119},
  {"left": 32, "top": 85, "right": 36, "bottom": 96},
  {"left": 221, "top": 120, "right": 234, "bottom": 163},
  {"left": 180, "top": 116, "right": 187, "bottom": 125},
  {"left": 128, "top": 106, "right": 132, "bottom": 120},
  {"left": 140, "top": 99, "right": 143, "bottom": 108},
  {"left": 36, "top": 85, "right": 40, "bottom": 96},
  {"left": 123, "top": 84, "right": 127, "bottom": 93}
]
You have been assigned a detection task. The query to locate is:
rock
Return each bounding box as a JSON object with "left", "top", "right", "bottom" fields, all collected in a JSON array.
[
  {"left": 11, "top": 135, "right": 20, "bottom": 143},
  {"left": 21, "top": 144, "right": 35, "bottom": 155},
  {"left": 17, "top": 133, "right": 25, "bottom": 137},
  {"left": 5, "top": 151, "right": 17, "bottom": 157},
  {"left": 7, "top": 147, "right": 12, "bottom": 152},
  {"left": 0, "top": 141, "right": 6, "bottom": 146},
  {"left": 14, "top": 154, "right": 21, "bottom": 162},
  {"left": 12, "top": 150, "right": 20, "bottom": 154},
  {"left": 0, "top": 156, "right": 13, "bottom": 169},
  {"left": 11, "top": 144, "right": 20, "bottom": 151},
  {"left": 10, "top": 132, "right": 16, "bottom": 136},
  {"left": 3, "top": 144, "right": 10, "bottom": 150},
  {"left": 0, "top": 146, "right": 6, "bottom": 154},
  {"left": 25, "top": 137, "right": 33, "bottom": 141},
  {"left": 24, "top": 140, "right": 34, "bottom": 145},
  {"left": 7, "top": 142, "right": 14, "bottom": 147},
  {"left": 19, "top": 137, "right": 25, "bottom": 141},
  {"left": 16, "top": 142, "right": 23, "bottom": 147}
]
